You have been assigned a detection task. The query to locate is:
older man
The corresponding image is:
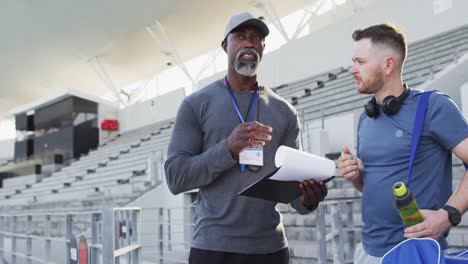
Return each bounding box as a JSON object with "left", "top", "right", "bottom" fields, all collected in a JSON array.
[{"left": 165, "top": 12, "right": 328, "bottom": 264}]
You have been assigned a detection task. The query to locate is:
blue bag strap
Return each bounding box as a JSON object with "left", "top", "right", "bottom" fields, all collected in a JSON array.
[{"left": 406, "top": 91, "right": 434, "bottom": 188}]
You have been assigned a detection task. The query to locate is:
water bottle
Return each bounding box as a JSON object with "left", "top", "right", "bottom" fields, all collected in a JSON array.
[{"left": 393, "top": 181, "right": 425, "bottom": 227}]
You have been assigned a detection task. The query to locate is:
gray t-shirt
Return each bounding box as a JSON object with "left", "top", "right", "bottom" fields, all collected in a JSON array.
[
  {"left": 165, "top": 80, "right": 312, "bottom": 254},
  {"left": 358, "top": 89, "right": 468, "bottom": 257}
]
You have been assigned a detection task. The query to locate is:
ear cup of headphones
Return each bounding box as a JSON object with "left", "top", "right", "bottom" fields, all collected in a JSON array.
[
  {"left": 365, "top": 97, "right": 380, "bottom": 118},
  {"left": 382, "top": 95, "right": 400, "bottom": 115},
  {"left": 365, "top": 87, "right": 410, "bottom": 118}
]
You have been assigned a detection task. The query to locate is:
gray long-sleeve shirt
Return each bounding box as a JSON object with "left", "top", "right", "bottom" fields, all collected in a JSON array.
[{"left": 164, "top": 80, "right": 312, "bottom": 254}]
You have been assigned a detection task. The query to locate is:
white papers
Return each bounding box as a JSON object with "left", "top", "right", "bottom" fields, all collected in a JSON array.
[{"left": 270, "top": 145, "right": 335, "bottom": 182}]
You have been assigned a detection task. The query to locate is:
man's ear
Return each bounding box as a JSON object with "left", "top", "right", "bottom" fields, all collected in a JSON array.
[
  {"left": 221, "top": 40, "right": 227, "bottom": 52},
  {"left": 384, "top": 56, "right": 396, "bottom": 76}
]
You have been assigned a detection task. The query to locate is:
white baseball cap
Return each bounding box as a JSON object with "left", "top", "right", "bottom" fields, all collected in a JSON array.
[{"left": 223, "top": 12, "right": 269, "bottom": 40}]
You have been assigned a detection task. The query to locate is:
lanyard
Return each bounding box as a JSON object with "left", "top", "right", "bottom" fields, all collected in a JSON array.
[
  {"left": 224, "top": 76, "right": 259, "bottom": 172},
  {"left": 224, "top": 76, "right": 258, "bottom": 123}
]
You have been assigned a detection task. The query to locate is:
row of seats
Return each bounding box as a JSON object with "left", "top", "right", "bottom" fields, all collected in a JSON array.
[
  {"left": 272, "top": 66, "right": 348, "bottom": 100},
  {"left": 272, "top": 23, "right": 468, "bottom": 124},
  {"left": 0, "top": 119, "right": 175, "bottom": 210}
]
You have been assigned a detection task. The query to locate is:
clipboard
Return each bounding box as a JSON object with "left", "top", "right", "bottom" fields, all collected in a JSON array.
[
  {"left": 239, "top": 146, "right": 336, "bottom": 203},
  {"left": 238, "top": 167, "right": 335, "bottom": 204},
  {"left": 238, "top": 167, "right": 301, "bottom": 204}
]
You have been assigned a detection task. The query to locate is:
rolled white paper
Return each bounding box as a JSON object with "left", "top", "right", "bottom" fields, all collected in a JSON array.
[{"left": 271, "top": 145, "right": 335, "bottom": 181}]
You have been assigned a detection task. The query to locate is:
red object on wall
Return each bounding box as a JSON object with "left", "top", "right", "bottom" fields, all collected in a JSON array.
[{"left": 100, "top": 119, "right": 119, "bottom": 131}]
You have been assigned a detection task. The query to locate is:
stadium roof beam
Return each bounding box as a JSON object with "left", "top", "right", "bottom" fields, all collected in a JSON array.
[
  {"left": 291, "top": 0, "right": 329, "bottom": 40},
  {"left": 250, "top": 0, "right": 291, "bottom": 42},
  {"left": 193, "top": 49, "right": 223, "bottom": 83},
  {"left": 146, "top": 21, "right": 197, "bottom": 94},
  {"left": 90, "top": 56, "right": 127, "bottom": 106}
]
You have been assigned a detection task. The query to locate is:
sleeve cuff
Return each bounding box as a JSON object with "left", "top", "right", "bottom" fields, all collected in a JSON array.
[{"left": 291, "top": 197, "right": 316, "bottom": 215}]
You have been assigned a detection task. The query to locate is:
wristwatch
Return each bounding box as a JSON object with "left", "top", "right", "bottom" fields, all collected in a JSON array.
[{"left": 443, "top": 205, "right": 462, "bottom": 226}]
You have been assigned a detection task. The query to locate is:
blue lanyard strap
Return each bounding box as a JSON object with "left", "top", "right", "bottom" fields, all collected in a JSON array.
[
  {"left": 224, "top": 76, "right": 258, "bottom": 123},
  {"left": 406, "top": 91, "right": 434, "bottom": 187},
  {"left": 224, "top": 76, "right": 259, "bottom": 173}
]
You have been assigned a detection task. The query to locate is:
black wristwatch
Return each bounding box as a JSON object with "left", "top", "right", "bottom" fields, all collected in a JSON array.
[{"left": 443, "top": 205, "right": 462, "bottom": 226}]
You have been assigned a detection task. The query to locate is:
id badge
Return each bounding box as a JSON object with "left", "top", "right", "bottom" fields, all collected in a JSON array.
[{"left": 239, "top": 146, "right": 263, "bottom": 166}]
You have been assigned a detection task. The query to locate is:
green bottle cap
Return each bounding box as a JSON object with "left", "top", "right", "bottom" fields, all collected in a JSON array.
[{"left": 393, "top": 182, "right": 407, "bottom": 197}]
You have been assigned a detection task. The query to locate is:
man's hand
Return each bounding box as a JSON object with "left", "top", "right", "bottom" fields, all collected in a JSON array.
[
  {"left": 338, "top": 146, "right": 364, "bottom": 190},
  {"left": 299, "top": 180, "right": 328, "bottom": 209},
  {"left": 404, "top": 209, "right": 452, "bottom": 240},
  {"left": 227, "top": 121, "right": 272, "bottom": 157}
]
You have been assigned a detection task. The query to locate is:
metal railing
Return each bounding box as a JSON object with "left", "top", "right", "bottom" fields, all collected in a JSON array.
[
  {"left": 0, "top": 207, "right": 142, "bottom": 264},
  {"left": 150, "top": 199, "right": 361, "bottom": 264},
  {"left": 141, "top": 206, "right": 193, "bottom": 264}
]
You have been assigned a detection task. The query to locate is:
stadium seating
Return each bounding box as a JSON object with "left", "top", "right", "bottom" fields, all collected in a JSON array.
[
  {"left": 0, "top": 118, "right": 174, "bottom": 210},
  {"left": 273, "top": 23, "right": 468, "bottom": 123},
  {"left": 1, "top": 22, "right": 468, "bottom": 264}
]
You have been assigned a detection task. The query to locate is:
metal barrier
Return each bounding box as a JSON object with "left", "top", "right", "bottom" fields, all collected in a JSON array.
[
  {"left": 114, "top": 206, "right": 192, "bottom": 264},
  {"left": 320, "top": 200, "right": 361, "bottom": 264},
  {"left": 150, "top": 199, "right": 361, "bottom": 264},
  {"left": 0, "top": 202, "right": 360, "bottom": 263},
  {"left": 0, "top": 207, "right": 142, "bottom": 264}
]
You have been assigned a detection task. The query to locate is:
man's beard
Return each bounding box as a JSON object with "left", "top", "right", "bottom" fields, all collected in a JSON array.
[
  {"left": 234, "top": 48, "right": 260, "bottom": 76},
  {"left": 360, "top": 71, "right": 385, "bottom": 94}
]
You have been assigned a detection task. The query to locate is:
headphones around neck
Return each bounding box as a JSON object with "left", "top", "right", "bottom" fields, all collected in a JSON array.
[{"left": 364, "top": 87, "right": 410, "bottom": 118}]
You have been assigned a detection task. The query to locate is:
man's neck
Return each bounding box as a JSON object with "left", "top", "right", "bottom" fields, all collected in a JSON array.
[
  {"left": 226, "top": 72, "right": 257, "bottom": 92},
  {"left": 375, "top": 78, "right": 405, "bottom": 104}
]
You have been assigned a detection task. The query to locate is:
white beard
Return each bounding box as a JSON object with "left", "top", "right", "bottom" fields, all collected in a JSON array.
[{"left": 234, "top": 48, "right": 260, "bottom": 76}]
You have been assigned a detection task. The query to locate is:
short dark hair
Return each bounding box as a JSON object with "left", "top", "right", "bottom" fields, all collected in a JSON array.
[{"left": 352, "top": 24, "right": 407, "bottom": 63}]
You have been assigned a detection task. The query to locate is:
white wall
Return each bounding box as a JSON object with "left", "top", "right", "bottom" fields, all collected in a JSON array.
[
  {"left": 303, "top": 127, "right": 329, "bottom": 156},
  {"left": 0, "top": 138, "right": 15, "bottom": 160},
  {"left": 302, "top": 111, "right": 358, "bottom": 155},
  {"left": 118, "top": 88, "right": 185, "bottom": 133},
  {"left": 197, "top": 71, "right": 225, "bottom": 91},
  {"left": 199, "top": 0, "right": 468, "bottom": 88},
  {"left": 0, "top": 119, "right": 16, "bottom": 141},
  {"left": 325, "top": 113, "right": 357, "bottom": 153},
  {"left": 419, "top": 53, "right": 468, "bottom": 108},
  {"left": 128, "top": 179, "right": 184, "bottom": 209}
]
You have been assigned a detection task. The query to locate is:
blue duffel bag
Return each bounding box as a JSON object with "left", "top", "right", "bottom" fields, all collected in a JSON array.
[{"left": 381, "top": 238, "right": 468, "bottom": 264}]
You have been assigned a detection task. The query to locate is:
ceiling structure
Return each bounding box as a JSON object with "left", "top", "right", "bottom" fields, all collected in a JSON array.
[{"left": 0, "top": 0, "right": 358, "bottom": 120}]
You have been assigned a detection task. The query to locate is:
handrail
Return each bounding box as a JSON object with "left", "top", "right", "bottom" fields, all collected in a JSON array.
[{"left": 114, "top": 244, "right": 142, "bottom": 257}]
